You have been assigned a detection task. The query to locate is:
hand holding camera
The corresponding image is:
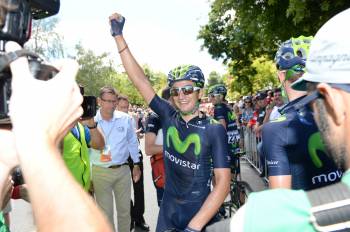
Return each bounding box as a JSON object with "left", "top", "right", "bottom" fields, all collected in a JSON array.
[{"left": 7, "top": 41, "right": 83, "bottom": 149}]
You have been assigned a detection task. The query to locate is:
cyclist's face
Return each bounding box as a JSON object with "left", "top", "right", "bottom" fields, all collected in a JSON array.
[
  {"left": 209, "top": 93, "right": 222, "bottom": 105},
  {"left": 171, "top": 80, "right": 202, "bottom": 113}
]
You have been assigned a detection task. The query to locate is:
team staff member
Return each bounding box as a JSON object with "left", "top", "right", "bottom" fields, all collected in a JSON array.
[
  {"left": 231, "top": 9, "right": 350, "bottom": 230},
  {"left": 91, "top": 86, "right": 141, "bottom": 232},
  {"left": 262, "top": 35, "right": 342, "bottom": 190},
  {"left": 109, "top": 13, "right": 231, "bottom": 232}
]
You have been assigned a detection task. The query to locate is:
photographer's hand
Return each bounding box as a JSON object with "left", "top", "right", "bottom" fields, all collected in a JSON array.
[
  {"left": 5, "top": 41, "right": 112, "bottom": 231},
  {"left": 6, "top": 41, "right": 83, "bottom": 149},
  {"left": 0, "top": 129, "right": 18, "bottom": 210}
]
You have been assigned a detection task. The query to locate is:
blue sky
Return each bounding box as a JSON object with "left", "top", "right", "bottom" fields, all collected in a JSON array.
[{"left": 55, "top": 0, "right": 226, "bottom": 77}]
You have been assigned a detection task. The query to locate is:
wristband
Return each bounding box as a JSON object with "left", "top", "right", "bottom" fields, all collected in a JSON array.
[
  {"left": 118, "top": 44, "right": 128, "bottom": 54},
  {"left": 184, "top": 226, "right": 200, "bottom": 232},
  {"left": 88, "top": 122, "right": 98, "bottom": 129}
]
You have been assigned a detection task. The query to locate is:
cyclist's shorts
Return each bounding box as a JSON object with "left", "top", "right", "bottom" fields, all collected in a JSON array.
[{"left": 156, "top": 193, "right": 219, "bottom": 231}]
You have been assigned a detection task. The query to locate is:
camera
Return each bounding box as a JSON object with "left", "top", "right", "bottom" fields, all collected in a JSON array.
[
  {"left": 79, "top": 85, "right": 97, "bottom": 119},
  {"left": 0, "top": 0, "right": 60, "bottom": 124}
]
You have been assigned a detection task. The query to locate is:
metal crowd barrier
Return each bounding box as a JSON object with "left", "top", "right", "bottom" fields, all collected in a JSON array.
[{"left": 241, "top": 127, "right": 269, "bottom": 183}]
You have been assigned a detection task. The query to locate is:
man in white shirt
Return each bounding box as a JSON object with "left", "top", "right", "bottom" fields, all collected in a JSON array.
[{"left": 91, "top": 86, "right": 141, "bottom": 232}]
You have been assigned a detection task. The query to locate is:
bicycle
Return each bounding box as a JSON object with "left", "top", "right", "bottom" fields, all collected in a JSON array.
[{"left": 222, "top": 150, "right": 253, "bottom": 218}]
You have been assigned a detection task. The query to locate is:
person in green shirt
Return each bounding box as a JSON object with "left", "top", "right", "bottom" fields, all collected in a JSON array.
[
  {"left": 231, "top": 8, "right": 350, "bottom": 232},
  {"left": 62, "top": 118, "right": 105, "bottom": 192}
]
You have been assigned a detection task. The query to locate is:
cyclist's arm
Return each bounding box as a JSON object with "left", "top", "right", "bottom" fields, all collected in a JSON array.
[
  {"left": 269, "top": 175, "right": 292, "bottom": 189},
  {"left": 144, "top": 133, "right": 163, "bottom": 156},
  {"left": 110, "top": 14, "right": 155, "bottom": 104},
  {"left": 262, "top": 123, "right": 292, "bottom": 189},
  {"left": 188, "top": 168, "right": 231, "bottom": 230},
  {"left": 144, "top": 114, "right": 163, "bottom": 156},
  {"left": 218, "top": 119, "right": 227, "bottom": 129},
  {"left": 214, "top": 106, "right": 227, "bottom": 129}
]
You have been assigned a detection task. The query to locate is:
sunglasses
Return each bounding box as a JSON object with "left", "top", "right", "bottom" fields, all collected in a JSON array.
[
  {"left": 170, "top": 85, "right": 200, "bottom": 96},
  {"left": 209, "top": 93, "right": 221, "bottom": 98}
]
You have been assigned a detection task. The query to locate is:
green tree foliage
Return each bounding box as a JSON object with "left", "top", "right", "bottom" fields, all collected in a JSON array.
[
  {"left": 198, "top": 0, "right": 350, "bottom": 94},
  {"left": 25, "top": 17, "right": 64, "bottom": 60},
  {"left": 227, "top": 56, "right": 278, "bottom": 97},
  {"left": 75, "top": 44, "right": 167, "bottom": 106}
]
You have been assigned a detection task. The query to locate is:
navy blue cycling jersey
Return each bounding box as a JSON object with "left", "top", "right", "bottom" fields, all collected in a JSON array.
[
  {"left": 145, "top": 112, "right": 161, "bottom": 135},
  {"left": 213, "top": 103, "right": 240, "bottom": 156},
  {"left": 149, "top": 95, "right": 230, "bottom": 231},
  {"left": 262, "top": 96, "right": 342, "bottom": 190}
]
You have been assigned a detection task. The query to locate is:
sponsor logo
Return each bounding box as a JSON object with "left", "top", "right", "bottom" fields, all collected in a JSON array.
[
  {"left": 312, "top": 170, "right": 343, "bottom": 184},
  {"left": 166, "top": 126, "right": 201, "bottom": 156},
  {"left": 308, "top": 132, "right": 326, "bottom": 168},
  {"left": 164, "top": 151, "right": 200, "bottom": 170},
  {"left": 267, "top": 160, "right": 279, "bottom": 166}
]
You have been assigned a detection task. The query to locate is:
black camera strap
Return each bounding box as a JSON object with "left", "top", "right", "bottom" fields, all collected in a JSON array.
[
  {"left": 307, "top": 182, "right": 350, "bottom": 232},
  {"left": 0, "top": 49, "right": 39, "bottom": 72}
]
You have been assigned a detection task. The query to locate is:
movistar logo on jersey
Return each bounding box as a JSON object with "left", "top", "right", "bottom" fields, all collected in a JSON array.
[
  {"left": 228, "top": 112, "right": 236, "bottom": 121},
  {"left": 308, "top": 132, "right": 326, "bottom": 168},
  {"left": 166, "top": 126, "right": 201, "bottom": 156}
]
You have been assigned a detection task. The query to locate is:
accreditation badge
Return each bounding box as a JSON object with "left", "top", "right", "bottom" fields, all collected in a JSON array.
[{"left": 100, "top": 145, "right": 112, "bottom": 162}]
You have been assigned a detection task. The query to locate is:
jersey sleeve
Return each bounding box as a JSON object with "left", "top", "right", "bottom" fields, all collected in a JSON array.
[
  {"left": 145, "top": 113, "right": 161, "bottom": 134},
  {"left": 214, "top": 105, "right": 226, "bottom": 121},
  {"left": 149, "top": 95, "right": 176, "bottom": 121},
  {"left": 208, "top": 123, "right": 231, "bottom": 168},
  {"left": 262, "top": 121, "right": 291, "bottom": 176}
]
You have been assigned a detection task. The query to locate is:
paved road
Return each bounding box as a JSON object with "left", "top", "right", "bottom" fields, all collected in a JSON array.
[{"left": 9, "top": 139, "right": 266, "bottom": 232}]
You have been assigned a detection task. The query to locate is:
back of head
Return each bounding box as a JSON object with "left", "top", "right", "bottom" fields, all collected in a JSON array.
[{"left": 275, "top": 35, "right": 313, "bottom": 71}]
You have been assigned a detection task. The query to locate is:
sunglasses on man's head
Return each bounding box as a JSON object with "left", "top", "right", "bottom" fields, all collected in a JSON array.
[{"left": 170, "top": 85, "right": 200, "bottom": 96}]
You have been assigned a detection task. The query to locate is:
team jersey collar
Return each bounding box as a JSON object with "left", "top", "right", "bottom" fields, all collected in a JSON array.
[{"left": 279, "top": 95, "right": 308, "bottom": 115}]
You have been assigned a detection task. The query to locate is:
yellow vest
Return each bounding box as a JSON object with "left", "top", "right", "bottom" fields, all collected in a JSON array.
[{"left": 63, "top": 123, "right": 91, "bottom": 191}]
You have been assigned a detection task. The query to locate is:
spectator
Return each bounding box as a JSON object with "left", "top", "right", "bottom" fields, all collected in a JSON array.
[{"left": 91, "top": 86, "right": 141, "bottom": 232}]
